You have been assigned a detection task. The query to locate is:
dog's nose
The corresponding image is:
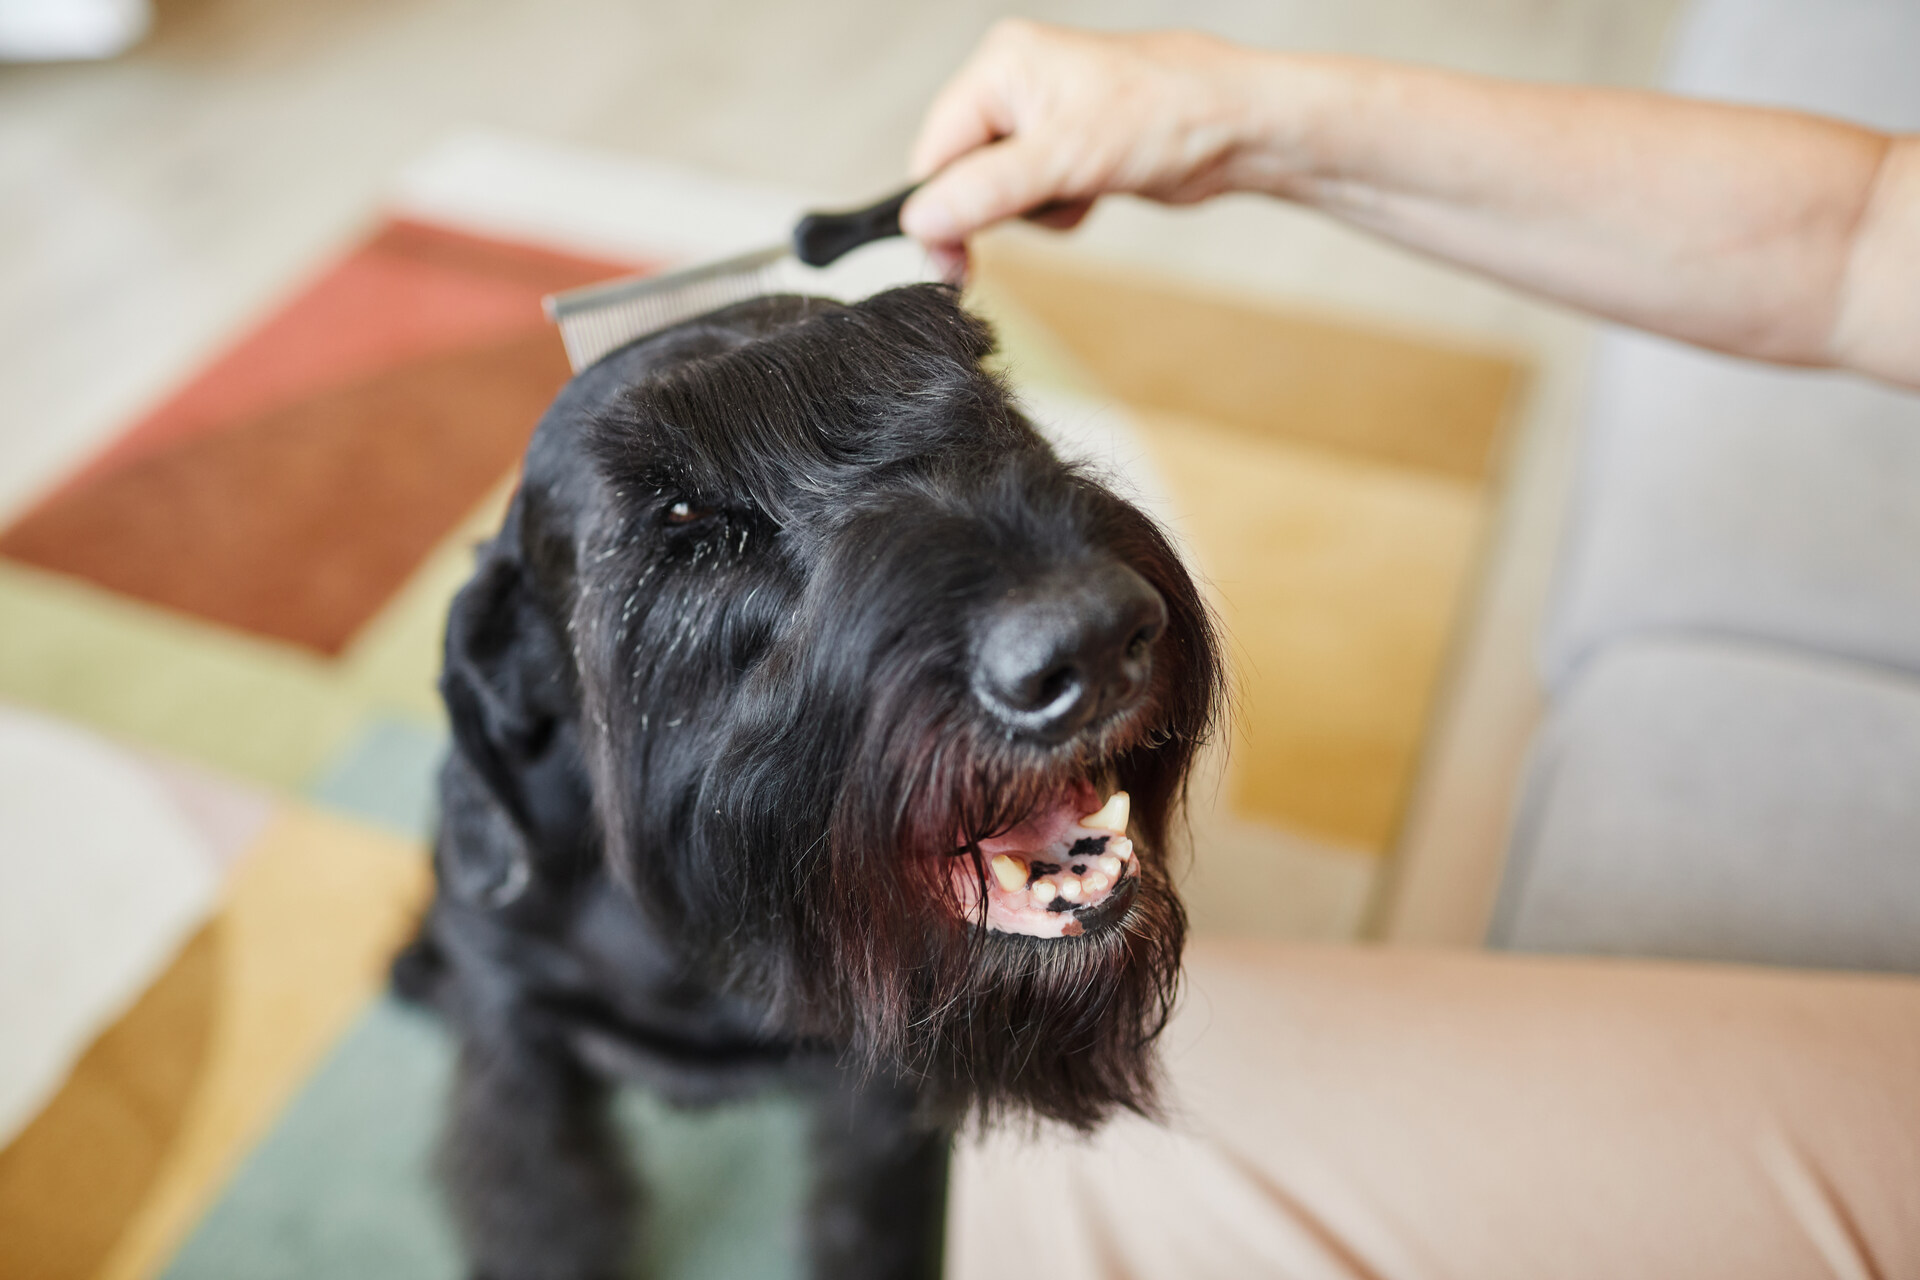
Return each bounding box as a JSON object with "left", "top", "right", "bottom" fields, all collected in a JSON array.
[{"left": 973, "top": 563, "right": 1168, "bottom": 739}]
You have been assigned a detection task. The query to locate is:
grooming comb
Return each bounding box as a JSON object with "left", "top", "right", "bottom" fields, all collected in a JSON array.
[{"left": 543, "top": 184, "right": 919, "bottom": 373}]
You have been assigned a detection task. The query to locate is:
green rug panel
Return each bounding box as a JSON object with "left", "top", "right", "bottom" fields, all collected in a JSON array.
[
  {"left": 306, "top": 717, "right": 448, "bottom": 840},
  {"left": 162, "top": 998, "right": 809, "bottom": 1280}
]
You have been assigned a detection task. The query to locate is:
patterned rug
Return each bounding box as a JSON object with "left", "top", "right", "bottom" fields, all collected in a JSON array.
[{"left": 0, "top": 135, "right": 1518, "bottom": 1279}]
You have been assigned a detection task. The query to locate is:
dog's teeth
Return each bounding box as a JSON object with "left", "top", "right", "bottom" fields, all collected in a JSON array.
[
  {"left": 1097, "top": 854, "right": 1123, "bottom": 878},
  {"left": 990, "top": 855, "right": 1027, "bottom": 892},
  {"left": 1110, "top": 837, "right": 1134, "bottom": 861},
  {"left": 1083, "top": 871, "right": 1112, "bottom": 893},
  {"left": 1082, "top": 791, "right": 1130, "bottom": 834},
  {"left": 1031, "top": 881, "right": 1057, "bottom": 905},
  {"left": 1059, "top": 878, "right": 1084, "bottom": 902}
]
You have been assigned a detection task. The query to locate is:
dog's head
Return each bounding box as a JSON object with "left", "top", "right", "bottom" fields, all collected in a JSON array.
[{"left": 443, "top": 283, "right": 1221, "bottom": 1126}]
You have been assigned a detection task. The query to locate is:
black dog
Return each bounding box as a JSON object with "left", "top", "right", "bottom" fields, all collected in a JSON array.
[{"left": 395, "top": 283, "right": 1222, "bottom": 1280}]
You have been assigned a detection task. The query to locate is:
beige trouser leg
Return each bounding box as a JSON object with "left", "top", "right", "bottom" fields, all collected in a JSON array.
[{"left": 949, "top": 941, "right": 1920, "bottom": 1280}]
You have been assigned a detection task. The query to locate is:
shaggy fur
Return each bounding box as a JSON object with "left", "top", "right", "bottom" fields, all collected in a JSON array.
[{"left": 396, "top": 284, "right": 1223, "bottom": 1280}]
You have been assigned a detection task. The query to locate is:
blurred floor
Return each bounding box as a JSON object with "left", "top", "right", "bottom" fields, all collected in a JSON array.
[{"left": 0, "top": 1, "right": 1687, "bottom": 1276}]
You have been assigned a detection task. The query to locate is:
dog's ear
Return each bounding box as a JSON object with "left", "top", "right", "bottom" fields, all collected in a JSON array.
[{"left": 438, "top": 547, "right": 578, "bottom": 907}]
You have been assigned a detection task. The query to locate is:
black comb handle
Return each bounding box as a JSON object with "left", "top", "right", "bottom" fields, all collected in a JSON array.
[{"left": 792, "top": 184, "right": 919, "bottom": 268}]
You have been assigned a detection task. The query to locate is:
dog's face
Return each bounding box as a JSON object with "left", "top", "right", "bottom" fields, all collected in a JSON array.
[{"left": 443, "top": 284, "right": 1221, "bottom": 1127}]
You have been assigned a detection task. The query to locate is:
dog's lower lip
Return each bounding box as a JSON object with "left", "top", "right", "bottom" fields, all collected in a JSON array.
[{"left": 1064, "top": 871, "right": 1138, "bottom": 937}]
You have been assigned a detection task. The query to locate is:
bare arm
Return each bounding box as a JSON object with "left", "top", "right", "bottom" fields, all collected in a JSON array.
[{"left": 902, "top": 21, "right": 1920, "bottom": 388}]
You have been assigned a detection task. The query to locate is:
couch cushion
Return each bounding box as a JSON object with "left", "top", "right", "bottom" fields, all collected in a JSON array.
[
  {"left": 1493, "top": 638, "right": 1920, "bottom": 972},
  {"left": 1666, "top": 0, "right": 1920, "bottom": 127},
  {"left": 1541, "top": 335, "right": 1920, "bottom": 688}
]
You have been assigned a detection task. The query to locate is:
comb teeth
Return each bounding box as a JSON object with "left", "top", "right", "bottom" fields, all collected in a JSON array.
[{"left": 544, "top": 244, "right": 788, "bottom": 372}]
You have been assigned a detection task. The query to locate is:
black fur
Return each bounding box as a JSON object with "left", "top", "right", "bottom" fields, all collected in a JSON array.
[{"left": 399, "top": 284, "right": 1223, "bottom": 1279}]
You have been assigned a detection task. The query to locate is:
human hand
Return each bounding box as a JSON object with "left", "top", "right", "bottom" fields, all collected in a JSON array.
[{"left": 901, "top": 21, "right": 1266, "bottom": 275}]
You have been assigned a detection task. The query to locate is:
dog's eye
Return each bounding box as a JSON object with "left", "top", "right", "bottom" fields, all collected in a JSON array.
[{"left": 663, "top": 500, "right": 717, "bottom": 527}]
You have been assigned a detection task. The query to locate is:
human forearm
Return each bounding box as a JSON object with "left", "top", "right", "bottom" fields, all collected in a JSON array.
[
  {"left": 904, "top": 24, "right": 1920, "bottom": 386},
  {"left": 1235, "top": 56, "right": 1903, "bottom": 375}
]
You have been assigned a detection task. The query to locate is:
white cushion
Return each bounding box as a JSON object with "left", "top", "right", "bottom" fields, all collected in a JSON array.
[
  {"left": 1494, "top": 638, "right": 1920, "bottom": 972},
  {"left": 1542, "top": 332, "right": 1920, "bottom": 687},
  {"left": 1667, "top": 0, "right": 1920, "bottom": 128}
]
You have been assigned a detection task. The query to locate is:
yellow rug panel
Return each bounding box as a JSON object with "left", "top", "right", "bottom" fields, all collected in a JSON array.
[
  {"left": 1136, "top": 410, "right": 1487, "bottom": 849},
  {"left": 973, "top": 237, "right": 1521, "bottom": 483},
  {"left": 0, "top": 807, "right": 430, "bottom": 1280}
]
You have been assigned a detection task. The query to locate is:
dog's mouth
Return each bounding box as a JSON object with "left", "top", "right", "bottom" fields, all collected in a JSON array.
[{"left": 949, "top": 783, "right": 1138, "bottom": 940}]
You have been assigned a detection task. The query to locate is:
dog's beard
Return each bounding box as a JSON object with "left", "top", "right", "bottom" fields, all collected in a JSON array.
[
  {"left": 805, "top": 682, "right": 1195, "bottom": 1130},
  {"left": 572, "top": 645, "right": 1198, "bottom": 1131},
  {"left": 893, "top": 853, "right": 1185, "bottom": 1130}
]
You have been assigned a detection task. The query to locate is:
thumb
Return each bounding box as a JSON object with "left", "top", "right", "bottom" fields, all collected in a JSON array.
[{"left": 901, "top": 136, "right": 1070, "bottom": 246}]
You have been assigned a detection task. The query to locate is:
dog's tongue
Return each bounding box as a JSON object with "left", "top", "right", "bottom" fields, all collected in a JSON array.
[{"left": 952, "top": 788, "right": 1136, "bottom": 939}]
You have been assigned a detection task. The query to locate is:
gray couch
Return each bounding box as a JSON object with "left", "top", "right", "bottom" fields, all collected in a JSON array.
[{"left": 1489, "top": 0, "right": 1920, "bottom": 972}]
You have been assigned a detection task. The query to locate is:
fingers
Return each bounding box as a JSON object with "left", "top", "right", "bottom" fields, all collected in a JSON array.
[
  {"left": 903, "top": 21, "right": 1246, "bottom": 248},
  {"left": 926, "top": 243, "right": 969, "bottom": 287},
  {"left": 905, "top": 19, "right": 1073, "bottom": 242},
  {"left": 908, "top": 20, "right": 1037, "bottom": 180},
  {"left": 901, "top": 135, "right": 1069, "bottom": 247},
  {"left": 908, "top": 61, "right": 1005, "bottom": 182}
]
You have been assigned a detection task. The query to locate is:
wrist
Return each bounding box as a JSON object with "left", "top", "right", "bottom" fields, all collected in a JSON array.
[{"left": 1212, "top": 50, "right": 1360, "bottom": 199}]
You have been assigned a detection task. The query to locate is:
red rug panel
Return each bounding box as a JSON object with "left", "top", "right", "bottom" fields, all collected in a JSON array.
[{"left": 0, "top": 220, "right": 642, "bottom": 655}]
